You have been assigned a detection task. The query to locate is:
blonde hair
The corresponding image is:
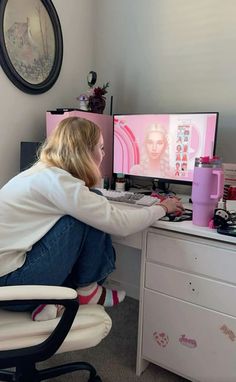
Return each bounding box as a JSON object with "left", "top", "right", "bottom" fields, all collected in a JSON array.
[
  {"left": 39, "top": 117, "right": 102, "bottom": 187},
  {"left": 145, "top": 123, "right": 166, "bottom": 138}
]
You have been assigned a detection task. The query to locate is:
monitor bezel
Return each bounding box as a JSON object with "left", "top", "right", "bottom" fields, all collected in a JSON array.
[{"left": 112, "top": 112, "right": 219, "bottom": 189}]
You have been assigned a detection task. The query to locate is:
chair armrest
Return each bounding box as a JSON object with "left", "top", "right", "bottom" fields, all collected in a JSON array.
[
  {"left": 0, "top": 285, "right": 79, "bottom": 368},
  {"left": 0, "top": 285, "right": 77, "bottom": 302}
]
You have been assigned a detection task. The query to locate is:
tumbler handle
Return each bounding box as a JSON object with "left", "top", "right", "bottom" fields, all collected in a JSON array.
[{"left": 210, "top": 170, "right": 223, "bottom": 199}]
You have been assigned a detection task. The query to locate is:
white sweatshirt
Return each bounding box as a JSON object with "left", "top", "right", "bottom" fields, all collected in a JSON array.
[{"left": 0, "top": 164, "right": 165, "bottom": 277}]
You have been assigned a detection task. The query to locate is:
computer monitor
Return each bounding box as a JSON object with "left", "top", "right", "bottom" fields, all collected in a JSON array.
[{"left": 113, "top": 113, "right": 218, "bottom": 191}]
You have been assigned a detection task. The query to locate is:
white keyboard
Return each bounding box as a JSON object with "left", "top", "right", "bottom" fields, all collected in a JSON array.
[{"left": 98, "top": 188, "right": 159, "bottom": 207}]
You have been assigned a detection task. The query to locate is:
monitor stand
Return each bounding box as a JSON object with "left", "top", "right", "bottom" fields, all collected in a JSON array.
[{"left": 152, "top": 178, "right": 169, "bottom": 195}]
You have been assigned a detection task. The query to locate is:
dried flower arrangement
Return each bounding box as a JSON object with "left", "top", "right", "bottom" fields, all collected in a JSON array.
[{"left": 88, "top": 82, "right": 109, "bottom": 114}]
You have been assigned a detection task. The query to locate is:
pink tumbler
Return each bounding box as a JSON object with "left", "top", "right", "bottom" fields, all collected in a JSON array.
[{"left": 191, "top": 157, "right": 224, "bottom": 227}]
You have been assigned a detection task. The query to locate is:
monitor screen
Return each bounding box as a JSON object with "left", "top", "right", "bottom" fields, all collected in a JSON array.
[{"left": 113, "top": 113, "right": 218, "bottom": 184}]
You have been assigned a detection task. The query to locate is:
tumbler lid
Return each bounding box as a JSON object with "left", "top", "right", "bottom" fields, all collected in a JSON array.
[{"left": 195, "top": 156, "right": 222, "bottom": 168}]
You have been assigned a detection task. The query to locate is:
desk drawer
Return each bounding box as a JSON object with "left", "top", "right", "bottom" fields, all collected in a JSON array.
[
  {"left": 146, "top": 231, "right": 236, "bottom": 283},
  {"left": 142, "top": 289, "right": 236, "bottom": 382},
  {"left": 146, "top": 262, "right": 236, "bottom": 317}
]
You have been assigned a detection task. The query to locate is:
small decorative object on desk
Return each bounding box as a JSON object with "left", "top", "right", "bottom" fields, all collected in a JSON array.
[
  {"left": 76, "top": 71, "right": 109, "bottom": 114},
  {"left": 88, "top": 82, "right": 109, "bottom": 114},
  {"left": 77, "top": 93, "right": 89, "bottom": 111},
  {"left": 213, "top": 207, "right": 236, "bottom": 237},
  {"left": 115, "top": 173, "right": 125, "bottom": 192}
]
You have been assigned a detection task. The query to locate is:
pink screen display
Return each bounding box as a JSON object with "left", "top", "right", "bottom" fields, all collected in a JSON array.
[{"left": 113, "top": 113, "right": 218, "bottom": 182}]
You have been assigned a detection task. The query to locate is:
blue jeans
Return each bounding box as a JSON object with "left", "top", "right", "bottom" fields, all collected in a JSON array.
[{"left": 0, "top": 215, "right": 116, "bottom": 311}]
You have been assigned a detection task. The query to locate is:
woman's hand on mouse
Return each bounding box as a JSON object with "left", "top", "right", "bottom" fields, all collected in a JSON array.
[{"left": 157, "top": 197, "right": 184, "bottom": 215}]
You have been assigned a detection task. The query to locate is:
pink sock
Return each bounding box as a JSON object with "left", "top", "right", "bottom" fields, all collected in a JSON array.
[
  {"left": 32, "top": 304, "right": 64, "bottom": 321},
  {"left": 77, "top": 283, "right": 126, "bottom": 307}
]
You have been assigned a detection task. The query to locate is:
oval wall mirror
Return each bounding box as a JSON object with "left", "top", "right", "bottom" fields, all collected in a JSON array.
[{"left": 0, "top": 0, "right": 63, "bottom": 94}]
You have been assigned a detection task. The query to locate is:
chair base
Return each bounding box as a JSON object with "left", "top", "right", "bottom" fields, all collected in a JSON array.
[{"left": 0, "top": 361, "right": 102, "bottom": 382}]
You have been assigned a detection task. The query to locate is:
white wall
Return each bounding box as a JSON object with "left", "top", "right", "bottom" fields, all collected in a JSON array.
[
  {"left": 93, "top": 0, "right": 236, "bottom": 162},
  {"left": 0, "top": 0, "right": 94, "bottom": 187}
]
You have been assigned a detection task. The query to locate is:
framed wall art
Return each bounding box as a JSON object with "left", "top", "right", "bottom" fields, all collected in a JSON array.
[{"left": 0, "top": 0, "right": 63, "bottom": 94}]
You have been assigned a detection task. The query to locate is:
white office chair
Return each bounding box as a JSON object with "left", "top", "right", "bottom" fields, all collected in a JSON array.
[{"left": 0, "top": 285, "right": 112, "bottom": 381}]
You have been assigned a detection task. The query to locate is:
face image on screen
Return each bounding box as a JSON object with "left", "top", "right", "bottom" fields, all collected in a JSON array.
[{"left": 113, "top": 113, "right": 218, "bottom": 183}]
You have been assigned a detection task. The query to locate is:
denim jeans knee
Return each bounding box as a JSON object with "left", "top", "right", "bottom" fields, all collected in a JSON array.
[{"left": 0, "top": 215, "right": 116, "bottom": 310}]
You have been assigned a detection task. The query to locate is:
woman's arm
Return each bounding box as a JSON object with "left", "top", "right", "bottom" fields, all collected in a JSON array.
[{"left": 41, "top": 169, "right": 165, "bottom": 236}]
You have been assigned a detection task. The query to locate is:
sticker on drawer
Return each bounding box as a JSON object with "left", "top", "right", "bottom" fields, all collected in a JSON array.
[
  {"left": 179, "top": 334, "right": 197, "bottom": 348},
  {"left": 220, "top": 324, "right": 236, "bottom": 342},
  {"left": 153, "top": 331, "right": 169, "bottom": 348}
]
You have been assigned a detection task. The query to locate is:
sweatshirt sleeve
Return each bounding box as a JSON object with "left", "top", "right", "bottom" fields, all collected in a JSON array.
[{"left": 36, "top": 169, "right": 166, "bottom": 237}]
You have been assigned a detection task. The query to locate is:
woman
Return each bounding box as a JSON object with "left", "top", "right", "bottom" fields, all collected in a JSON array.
[
  {"left": 130, "top": 124, "right": 169, "bottom": 177},
  {"left": 0, "top": 117, "right": 183, "bottom": 321}
]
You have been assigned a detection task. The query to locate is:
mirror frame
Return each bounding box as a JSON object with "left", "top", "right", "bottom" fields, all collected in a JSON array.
[{"left": 0, "top": 0, "right": 63, "bottom": 94}]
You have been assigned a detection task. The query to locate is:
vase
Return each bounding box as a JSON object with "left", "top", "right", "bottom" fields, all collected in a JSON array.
[{"left": 89, "top": 96, "right": 106, "bottom": 114}]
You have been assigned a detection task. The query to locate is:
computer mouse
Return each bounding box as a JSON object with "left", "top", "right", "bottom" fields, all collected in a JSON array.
[
  {"left": 164, "top": 209, "right": 192, "bottom": 222},
  {"left": 166, "top": 210, "right": 183, "bottom": 219}
]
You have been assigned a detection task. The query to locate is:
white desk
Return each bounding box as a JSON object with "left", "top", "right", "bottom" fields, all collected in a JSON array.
[{"left": 112, "top": 204, "right": 236, "bottom": 382}]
